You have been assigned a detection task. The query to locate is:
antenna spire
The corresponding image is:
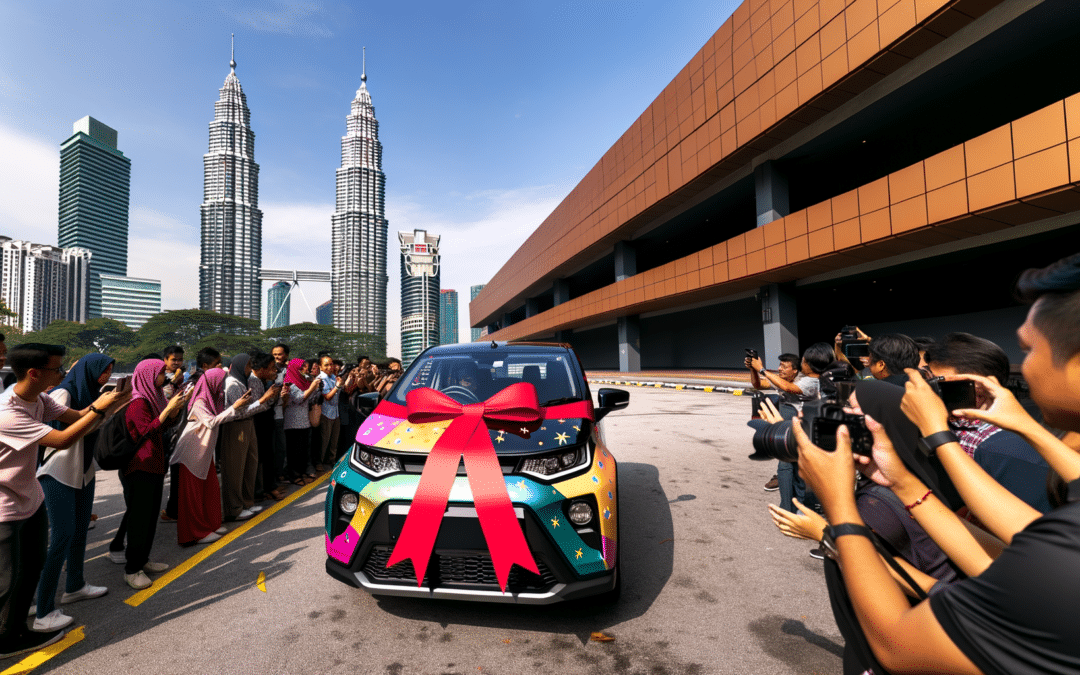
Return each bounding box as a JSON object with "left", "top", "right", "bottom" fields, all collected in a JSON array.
[
  {"left": 361, "top": 46, "right": 367, "bottom": 83},
  {"left": 230, "top": 33, "right": 237, "bottom": 71}
]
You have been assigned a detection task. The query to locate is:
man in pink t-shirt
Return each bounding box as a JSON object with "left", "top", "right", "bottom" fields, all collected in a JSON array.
[{"left": 0, "top": 344, "right": 127, "bottom": 659}]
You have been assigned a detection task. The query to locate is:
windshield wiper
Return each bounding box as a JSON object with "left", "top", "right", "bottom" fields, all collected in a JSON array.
[{"left": 540, "top": 396, "right": 582, "bottom": 407}]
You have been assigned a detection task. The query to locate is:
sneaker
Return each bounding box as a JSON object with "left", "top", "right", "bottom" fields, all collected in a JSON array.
[
  {"left": 61, "top": 584, "right": 108, "bottom": 604},
  {"left": 108, "top": 550, "right": 125, "bottom": 564},
  {"left": 215, "top": 526, "right": 228, "bottom": 535},
  {"left": 247, "top": 505, "right": 263, "bottom": 514},
  {"left": 808, "top": 547, "right": 825, "bottom": 560},
  {"left": 124, "top": 571, "right": 152, "bottom": 590},
  {"left": 235, "top": 509, "right": 254, "bottom": 521},
  {"left": 764, "top": 475, "right": 780, "bottom": 491},
  {"left": 196, "top": 532, "right": 221, "bottom": 544},
  {"left": 32, "top": 610, "right": 73, "bottom": 632},
  {"left": 0, "top": 629, "right": 64, "bottom": 659},
  {"left": 143, "top": 562, "right": 169, "bottom": 574},
  {"left": 159, "top": 510, "right": 177, "bottom": 523}
]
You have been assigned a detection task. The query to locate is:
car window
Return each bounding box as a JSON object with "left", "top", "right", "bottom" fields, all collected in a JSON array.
[{"left": 391, "top": 350, "right": 581, "bottom": 406}]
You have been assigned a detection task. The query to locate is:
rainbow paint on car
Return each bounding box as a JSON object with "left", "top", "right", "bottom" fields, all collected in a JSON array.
[{"left": 323, "top": 342, "right": 628, "bottom": 604}]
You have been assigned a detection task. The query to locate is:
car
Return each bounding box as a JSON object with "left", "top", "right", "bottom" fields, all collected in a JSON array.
[{"left": 324, "top": 341, "right": 629, "bottom": 604}]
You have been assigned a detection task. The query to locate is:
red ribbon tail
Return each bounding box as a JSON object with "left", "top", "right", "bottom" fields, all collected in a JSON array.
[
  {"left": 464, "top": 430, "right": 539, "bottom": 593},
  {"left": 386, "top": 444, "right": 460, "bottom": 586}
]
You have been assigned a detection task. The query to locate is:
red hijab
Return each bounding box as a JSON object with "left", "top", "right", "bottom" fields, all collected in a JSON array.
[
  {"left": 283, "top": 358, "right": 309, "bottom": 390},
  {"left": 189, "top": 368, "right": 227, "bottom": 417},
  {"left": 130, "top": 359, "right": 168, "bottom": 417}
]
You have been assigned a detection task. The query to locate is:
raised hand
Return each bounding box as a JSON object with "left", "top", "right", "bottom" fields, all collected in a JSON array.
[
  {"left": 233, "top": 389, "right": 253, "bottom": 410},
  {"left": 900, "top": 368, "right": 951, "bottom": 437},
  {"left": 768, "top": 498, "right": 827, "bottom": 541}
]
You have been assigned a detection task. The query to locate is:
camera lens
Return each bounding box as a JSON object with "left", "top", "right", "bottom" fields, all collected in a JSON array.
[{"left": 747, "top": 419, "right": 798, "bottom": 463}]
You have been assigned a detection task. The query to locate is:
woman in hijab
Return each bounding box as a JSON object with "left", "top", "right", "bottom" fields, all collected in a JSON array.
[
  {"left": 281, "top": 358, "right": 322, "bottom": 486},
  {"left": 32, "top": 354, "right": 114, "bottom": 630},
  {"left": 110, "top": 359, "right": 189, "bottom": 590},
  {"left": 171, "top": 369, "right": 251, "bottom": 545},
  {"left": 219, "top": 354, "right": 275, "bottom": 522}
]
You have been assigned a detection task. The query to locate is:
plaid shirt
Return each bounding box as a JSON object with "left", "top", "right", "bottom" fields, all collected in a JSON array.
[{"left": 950, "top": 417, "right": 1001, "bottom": 457}]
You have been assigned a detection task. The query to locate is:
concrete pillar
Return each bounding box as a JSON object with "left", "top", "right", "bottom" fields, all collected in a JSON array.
[
  {"left": 614, "top": 241, "right": 637, "bottom": 281},
  {"left": 502, "top": 312, "right": 513, "bottom": 329},
  {"left": 487, "top": 322, "right": 499, "bottom": 335},
  {"left": 754, "top": 160, "right": 790, "bottom": 227},
  {"left": 761, "top": 283, "right": 799, "bottom": 368},
  {"left": 553, "top": 279, "right": 570, "bottom": 306},
  {"left": 525, "top": 298, "right": 539, "bottom": 318},
  {"left": 618, "top": 315, "right": 641, "bottom": 372}
]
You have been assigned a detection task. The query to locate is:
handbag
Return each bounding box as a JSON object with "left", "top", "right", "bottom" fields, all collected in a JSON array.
[{"left": 309, "top": 402, "right": 322, "bottom": 428}]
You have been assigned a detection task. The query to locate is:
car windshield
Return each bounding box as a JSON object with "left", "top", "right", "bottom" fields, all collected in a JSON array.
[{"left": 389, "top": 347, "right": 582, "bottom": 406}]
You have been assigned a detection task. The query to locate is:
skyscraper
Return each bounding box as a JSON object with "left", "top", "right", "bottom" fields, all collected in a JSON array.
[
  {"left": 58, "top": 116, "right": 130, "bottom": 319},
  {"left": 266, "top": 280, "right": 291, "bottom": 328},
  {"left": 331, "top": 49, "right": 388, "bottom": 338},
  {"left": 439, "top": 289, "right": 458, "bottom": 345},
  {"left": 99, "top": 274, "right": 161, "bottom": 329},
  {"left": 200, "top": 37, "right": 262, "bottom": 321},
  {"left": 399, "top": 230, "right": 440, "bottom": 366},
  {"left": 1, "top": 237, "right": 92, "bottom": 332},
  {"left": 316, "top": 300, "right": 334, "bottom": 326},
  {"left": 470, "top": 284, "right": 486, "bottom": 341}
]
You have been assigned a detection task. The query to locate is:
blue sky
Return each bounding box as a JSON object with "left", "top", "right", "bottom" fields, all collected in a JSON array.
[{"left": 1, "top": 0, "right": 739, "bottom": 356}]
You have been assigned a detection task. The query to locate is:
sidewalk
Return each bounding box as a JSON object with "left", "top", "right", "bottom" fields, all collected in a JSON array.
[{"left": 585, "top": 369, "right": 753, "bottom": 393}]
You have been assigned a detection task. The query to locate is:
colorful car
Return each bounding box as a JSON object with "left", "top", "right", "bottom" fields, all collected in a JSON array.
[{"left": 324, "top": 342, "right": 629, "bottom": 603}]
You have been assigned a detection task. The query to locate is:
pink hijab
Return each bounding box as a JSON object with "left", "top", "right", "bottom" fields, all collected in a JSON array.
[
  {"left": 130, "top": 359, "right": 168, "bottom": 416},
  {"left": 283, "top": 358, "right": 309, "bottom": 389},
  {"left": 189, "top": 368, "right": 227, "bottom": 417}
]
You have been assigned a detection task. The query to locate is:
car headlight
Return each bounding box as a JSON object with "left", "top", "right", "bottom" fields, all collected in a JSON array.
[
  {"left": 518, "top": 445, "right": 589, "bottom": 480},
  {"left": 339, "top": 491, "right": 359, "bottom": 515},
  {"left": 350, "top": 444, "right": 404, "bottom": 477}
]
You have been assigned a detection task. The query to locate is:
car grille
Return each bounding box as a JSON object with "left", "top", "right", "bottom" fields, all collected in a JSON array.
[{"left": 362, "top": 545, "right": 558, "bottom": 592}]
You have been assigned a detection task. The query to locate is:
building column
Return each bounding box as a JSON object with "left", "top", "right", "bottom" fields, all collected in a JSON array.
[
  {"left": 553, "top": 278, "right": 570, "bottom": 306},
  {"left": 486, "top": 322, "right": 499, "bottom": 336},
  {"left": 761, "top": 283, "right": 798, "bottom": 368},
  {"left": 502, "top": 312, "right": 513, "bottom": 330},
  {"left": 754, "top": 160, "right": 790, "bottom": 227},
  {"left": 614, "top": 241, "right": 637, "bottom": 281},
  {"left": 618, "top": 315, "right": 641, "bottom": 373},
  {"left": 525, "top": 298, "right": 539, "bottom": 318}
]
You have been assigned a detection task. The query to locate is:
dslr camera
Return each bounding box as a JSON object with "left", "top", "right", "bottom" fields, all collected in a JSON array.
[{"left": 839, "top": 325, "right": 871, "bottom": 359}]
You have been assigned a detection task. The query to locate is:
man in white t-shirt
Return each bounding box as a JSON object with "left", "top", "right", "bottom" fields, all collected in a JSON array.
[{"left": 0, "top": 344, "right": 127, "bottom": 658}]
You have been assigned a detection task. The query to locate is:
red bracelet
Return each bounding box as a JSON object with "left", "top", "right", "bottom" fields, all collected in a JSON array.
[{"left": 904, "top": 489, "right": 933, "bottom": 519}]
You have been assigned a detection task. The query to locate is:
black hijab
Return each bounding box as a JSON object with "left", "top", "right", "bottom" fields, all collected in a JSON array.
[{"left": 228, "top": 353, "right": 251, "bottom": 386}]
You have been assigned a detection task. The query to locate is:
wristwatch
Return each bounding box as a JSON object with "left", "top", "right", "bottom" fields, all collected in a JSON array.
[
  {"left": 759, "top": 369, "right": 767, "bottom": 377},
  {"left": 820, "top": 523, "right": 873, "bottom": 560},
  {"left": 917, "top": 430, "right": 959, "bottom": 457}
]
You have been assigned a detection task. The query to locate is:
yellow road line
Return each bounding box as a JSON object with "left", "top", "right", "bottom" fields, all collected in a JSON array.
[
  {"left": 0, "top": 626, "right": 85, "bottom": 675},
  {"left": 125, "top": 471, "right": 330, "bottom": 607}
]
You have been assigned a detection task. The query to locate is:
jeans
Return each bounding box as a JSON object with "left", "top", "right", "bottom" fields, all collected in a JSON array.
[
  {"left": 777, "top": 460, "right": 819, "bottom": 514},
  {"left": 36, "top": 476, "right": 95, "bottom": 617},
  {"left": 0, "top": 506, "right": 48, "bottom": 646}
]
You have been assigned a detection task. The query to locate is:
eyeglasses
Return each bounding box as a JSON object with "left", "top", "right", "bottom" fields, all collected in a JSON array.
[{"left": 40, "top": 366, "right": 66, "bottom": 376}]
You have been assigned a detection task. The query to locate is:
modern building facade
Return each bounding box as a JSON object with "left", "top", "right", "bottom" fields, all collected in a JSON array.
[
  {"left": 399, "top": 230, "right": 440, "bottom": 365},
  {"left": 472, "top": 0, "right": 1080, "bottom": 371},
  {"left": 316, "top": 300, "right": 334, "bottom": 326},
  {"left": 266, "top": 280, "right": 291, "bottom": 328},
  {"left": 470, "top": 284, "right": 486, "bottom": 341},
  {"left": 99, "top": 274, "right": 161, "bottom": 329},
  {"left": 58, "top": 116, "right": 130, "bottom": 319},
  {"left": 200, "top": 42, "right": 263, "bottom": 321},
  {"left": 0, "top": 237, "right": 92, "bottom": 333},
  {"left": 439, "top": 289, "right": 458, "bottom": 345},
  {"left": 331, "top": 55, "right": 388, "bottom": 339}
]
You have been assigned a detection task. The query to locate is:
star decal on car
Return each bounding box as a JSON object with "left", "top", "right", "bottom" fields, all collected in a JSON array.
[
  {"left": 575, "top": 548, "right": 583, "bottom": 559},
  {"left": 551, "top": 516, "right": 560, "bottom": 528},
  {"left": 555, "top": 432, "right": 569, "bottom": 445}
]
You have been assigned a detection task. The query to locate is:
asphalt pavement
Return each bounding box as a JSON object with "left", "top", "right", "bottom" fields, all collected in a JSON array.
[{"left": 20, "top": 386, "right": 843, "bottom": 675}]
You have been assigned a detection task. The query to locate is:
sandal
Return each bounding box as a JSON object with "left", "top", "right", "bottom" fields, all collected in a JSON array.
[
  {"left": 291, "top": 477, "right": 306, "bottom": 487},
  {"left": 269, "top": 489, "right": 285, "bottom": 501}
]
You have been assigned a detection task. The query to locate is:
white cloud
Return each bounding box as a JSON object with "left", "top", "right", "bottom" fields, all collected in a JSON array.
[
  {"left": 0, "top": 121, "right": 58, "bottom": 246},
  {"left": 228, "top": 2, "right": 333, "bottom": 38}
]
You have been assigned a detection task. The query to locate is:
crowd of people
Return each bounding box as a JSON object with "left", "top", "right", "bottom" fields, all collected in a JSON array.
[
  {"left": 748, "top": 251, "right": 1080, "bottom": 674},
  {"left": 0, "top": 336, "right": 402, "bottom": 658}
]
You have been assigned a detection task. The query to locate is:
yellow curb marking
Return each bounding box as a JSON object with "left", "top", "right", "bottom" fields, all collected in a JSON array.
[
  {"left": 125, "top": 471, "right": 330, "bottom": 607},
  {"left": 0, "top": 626, "right": 85, "bottom": 675},
  {"left": 256, "top": 571, "right": 267, "bottom": 592},
  {"left": 704, "top": 386, "right": 714, "bottom": 392}
]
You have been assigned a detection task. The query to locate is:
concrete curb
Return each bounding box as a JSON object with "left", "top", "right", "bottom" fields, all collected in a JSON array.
[{"left": 587, "top": 378, "right": 750, "bottom": 396}]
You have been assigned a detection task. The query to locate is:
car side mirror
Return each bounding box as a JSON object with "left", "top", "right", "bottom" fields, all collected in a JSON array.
[
  {"left": 355, "top": 391, "right": 380, "bottom": 416},
  {"left": 595, "top": 388, "right": 629, "bottom": 421}
]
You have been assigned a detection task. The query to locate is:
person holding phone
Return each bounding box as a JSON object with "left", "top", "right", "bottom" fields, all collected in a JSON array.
[
  {"left": 219, "top": 354, "right": 277, "bottom": 521},
  {"left": 281, "top": 358, "right": 322, "bottom": 485}
]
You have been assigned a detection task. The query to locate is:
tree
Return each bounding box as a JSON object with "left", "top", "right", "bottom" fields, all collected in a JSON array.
[
  {"left": 133, "top": 309, "right": 261, "bottom": 357},
  {"left": 193, "top": 333, "right": 272, "bottom": 360},
  {"left": 262, "top": 323, "right": 386, "bottom": 362}
]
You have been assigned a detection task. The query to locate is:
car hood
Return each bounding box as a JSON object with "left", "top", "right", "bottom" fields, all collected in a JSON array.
[{"left": 355, "top": 411, "right": 592, "bottom": 455}]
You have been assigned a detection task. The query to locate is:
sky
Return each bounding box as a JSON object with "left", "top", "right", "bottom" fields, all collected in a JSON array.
[{"left": 0, "top": 0, "right": 740, "bottom": 357}]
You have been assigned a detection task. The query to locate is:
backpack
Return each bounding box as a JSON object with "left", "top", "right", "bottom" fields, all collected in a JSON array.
[{"left": 93, "top": 403, "right": 139, "bottom": 471}]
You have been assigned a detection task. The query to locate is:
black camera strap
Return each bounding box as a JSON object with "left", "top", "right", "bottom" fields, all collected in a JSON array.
[{"left": 868, "top": 530, "right": 929, "bottom": 601}]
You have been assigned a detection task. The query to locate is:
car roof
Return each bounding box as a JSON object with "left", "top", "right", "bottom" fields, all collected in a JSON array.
[{"left": 419, "top": 341, "right": 572, "bottom": 355}]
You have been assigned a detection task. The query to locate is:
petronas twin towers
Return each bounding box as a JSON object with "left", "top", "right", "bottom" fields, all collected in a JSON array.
[{"left": 199, "top": 40, "right": 387, "bottom": 340}]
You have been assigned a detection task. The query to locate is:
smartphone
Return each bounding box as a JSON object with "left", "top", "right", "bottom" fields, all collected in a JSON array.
[
  {"left": 745, "top": 348, "right": 758, "bottom": 360},
  {"left": 750, "top": 392, "right": 780, "bottom": 420},
  {"left": 938, "top": 380, "right": 977, "bottom": 410},
  {"left": 844, "top": 343, "right": 871, "bottom": 359},
  {"left": 182, "top": 382, "right": 195, "bottom": 396}
]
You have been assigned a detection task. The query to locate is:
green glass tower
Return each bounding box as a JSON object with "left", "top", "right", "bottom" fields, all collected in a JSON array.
[{"left": 58, "top": 116, "right": 131, "bottom": 319}]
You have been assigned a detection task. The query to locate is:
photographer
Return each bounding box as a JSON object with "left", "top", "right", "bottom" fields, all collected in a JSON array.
[
  {"left": 796, "top": 251, "right": 1080, "bottom": 675},
  {"left": 925, "top": 332, "right": 1052, "bottom": 513},
  {"left": 867, "top": 334, "right": 920, "bottom": 385},
  {"left": 745, "top": 352, "right": 800, "bottom": 491}
]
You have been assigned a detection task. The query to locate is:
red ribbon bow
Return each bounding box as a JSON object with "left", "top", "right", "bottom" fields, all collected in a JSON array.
[{"left": 380, "top": 382, "right": 591, "bottom": 592}]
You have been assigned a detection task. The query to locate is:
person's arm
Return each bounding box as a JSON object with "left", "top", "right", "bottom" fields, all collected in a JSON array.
[
  {"left": 745, "top": 357, "right": 768, "bottom": 390},
  {"left": 795, "top": 422, "right": 983, "bottom": 675},
  {"left": 300, "top": 378, "right": 321, "bottom": 402},
  {"left": 42, "top": 389, "right": 130, "bottom": 449},
  {"left": 901, "top": 369, "right": 1043, "bottom": 544},
  {"left": 749, "top": 356, "right": 802, "bottom": 394},
  {"left": 952, "top": 373, "right": 1080, "bottom": 483},
  {"left": 322, "top": 376, "right": 343, "bottom": 402},
  {"left": 55, "top": 388, "right": 129, "bottom": 425}
]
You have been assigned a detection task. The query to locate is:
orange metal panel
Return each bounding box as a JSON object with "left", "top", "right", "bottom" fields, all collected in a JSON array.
[
  {"left": 746, "top": 226, "right": 767, "bottom": 252},
  {"left": 858, "top": 177, "right": 891, "bottom": 214},
  {"left": 832, "top": 188, "right": 860, "bottom": 222},
  {"left": 879, "top": 0, "right": 916, "bottom": 46},
  {"left": 925, "top": 145, "right": 966, "bottom": 191},
  {"left": 846, "top": 21, "right": 881, "bottom": 69},
  {"left": 833, "top": 217, "right": 862, "bottom": 249},
  {"left": 807, "top": 200, "right": 833, "bottom": 231},
  {"left": 967, "top": 164, "right": 1016, "bottom": 212},
  {"left": 1014, "top": 144, "right": 1070, "bottom": 199},
  {"left": 808, "top": 225, "right": 835, "bottom": 256},
  {"left": 860, "top": 208, "right": 892, "bottom": 241},
  {"left": 763, "top": 219, "right": 787, "bottom": 246},
  {"left": 965, "top": 125, "right": 1013, "bottom": 175},
  {"left": 890, "top": 195, "right": 929, "bottom": 233},
  {"left": 786, "top": 234, "right": 810, "bottom": 262},
  {"left": 1011, "top": 101, "right": 1067, "bottom": 159},
  {"left": 747, "top": 249, "right": 767, "bottom": 274},
  {"left": 889, "top": 161, "right": 927, "bottom": 203},
  {"left": 926, "top": 180, "right": 969, "bottom": 222},
  {"left": 845, "top": 0, "right": 878, "bottom": 37}
]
